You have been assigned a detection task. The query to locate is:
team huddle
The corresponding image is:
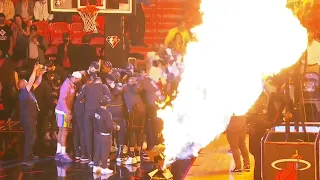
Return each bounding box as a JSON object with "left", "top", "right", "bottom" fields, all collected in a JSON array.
[{"left": 52, "top": 58, "right": 181, "bottom": 174}]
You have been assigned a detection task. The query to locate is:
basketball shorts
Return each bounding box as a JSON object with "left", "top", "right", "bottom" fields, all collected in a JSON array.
[{"left": 56, "top": 113, "right": 70, "bottom": 128}]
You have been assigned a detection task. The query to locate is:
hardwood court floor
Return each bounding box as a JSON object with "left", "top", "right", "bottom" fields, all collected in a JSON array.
[{"left": 184, "top": 135, "right": 254, "bottom": 180}]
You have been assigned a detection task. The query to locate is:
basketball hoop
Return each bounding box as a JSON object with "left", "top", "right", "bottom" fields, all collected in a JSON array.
[{"left": 78, "top": 5, "right": 99, "bottom": 32}]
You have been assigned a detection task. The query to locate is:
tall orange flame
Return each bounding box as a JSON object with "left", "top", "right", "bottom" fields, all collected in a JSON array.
[{"left": 157, "top": 0, "right": 308, "bottom": 168}]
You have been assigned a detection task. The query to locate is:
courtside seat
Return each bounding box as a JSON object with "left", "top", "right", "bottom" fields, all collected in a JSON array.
[
  {"left": 143, "top": 6, "right": 155, "bottom": 17},
  {"left": 130, "top": 49, "right": 149, "bottom": 67},
  {"left": 144, "top": 38, "right": 163, "bottom": 44},
  {"left": 145, "top": 31, "right": 156, "bottom": 39},
  {"left": 49, "top": 57, "right": 56, "bottom": 61},
  {"left": 72, "top": 38, "right": 83, "bottom": 45},
  {"left": 51, "top": 38, "right": 63, "bottom": 46},
  {"left": 156, "top": 31, "right": 168, "bottom": 39},
  {"left": 32, "top": 21, "right": 50, "bottom": 42},
  {"left": 157, "top": 15, "right": 182, "bottom": 23},
  {"left": 130, "top": 46, "right": 151, "bottom": 53},
  {"left": 144, "top": 38, "right": 153, "bottom": 45},
  {"left": 145, "top": 16, "right": 153, "bottom": 28},
  {"left": 137, "top": 59, "right": 147, "bottom": 68},
  {"left": 0, "top": 120, "right": 5, "bottom": 127},
  {"left": 45, "top": 46, "right": 58, "bottom": 61},
  {"left": 159, "top": 8, "right": 184, "bottom": 16},
  {"left": 155, "top": 2, "right": 185, "bottom": 9},
  {"left": 50, "top": 22, "right": 70, "bottom": 46},
  {"left": 70, "top": 22, "right": 84, "bottom": 33},
  {"left": 156, "top": 23, "right": 176, "bottom": 30},
  {"left": 130, "top": 2, "right": 185, "bottom": 64},
  {"left": 72, "top": 15, "right": 82, "bottom": 23},
  {"left": 96, "top": 16, "right": 105, "bottom": 32},
  {"left": 45, "top": 46, "right": 58, "bottom": 56},
  {"left": 146, "top": 21, "right": 157, "bottom": 30},
  {"left": 70, "top": 22, "right": 85, "bottom": 45}
]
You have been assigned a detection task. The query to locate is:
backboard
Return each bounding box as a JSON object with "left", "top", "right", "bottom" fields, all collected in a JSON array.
[{"left": 48, "top": 0, "right": 133, "bottom": 14}]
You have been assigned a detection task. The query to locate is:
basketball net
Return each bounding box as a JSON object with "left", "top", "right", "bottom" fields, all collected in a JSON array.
[{"left": 78, "top": 5, "right": 99, "bottom": 32}]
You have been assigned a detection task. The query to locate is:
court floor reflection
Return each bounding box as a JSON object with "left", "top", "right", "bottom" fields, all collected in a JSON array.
[{"left": 0, "top": 130, "right": 193, "bottom": 180}]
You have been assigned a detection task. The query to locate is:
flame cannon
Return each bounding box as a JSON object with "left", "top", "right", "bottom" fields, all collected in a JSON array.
[{"left": 145, "top": 145, "right": 173, "bottom": 180}]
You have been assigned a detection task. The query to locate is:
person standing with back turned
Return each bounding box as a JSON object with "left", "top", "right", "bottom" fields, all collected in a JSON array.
[
  {"left": 226, "top": 115, "right": 250, "bottom": 174},
  {"left": 92, "top": 95, "right": 119, "bottom": 174},
  {"left": 18, "top": 64, "right": 44, "bottom": 165},
  {"left": 78, "top": 77, "right": 112, "bottom": 165}
]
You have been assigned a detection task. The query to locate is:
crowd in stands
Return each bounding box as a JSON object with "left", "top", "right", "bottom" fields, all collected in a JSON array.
[
  {"left": 0, "top": 0, "right": 52, "bottom": 23},
  {"left": 0, "top": 0, "right": 193, "bottom": 171}
]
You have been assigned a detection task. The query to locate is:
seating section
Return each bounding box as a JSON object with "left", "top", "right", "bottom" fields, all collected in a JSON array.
[
  {"left": 70, "top": 22, "right": 86, "bottom": 44},
  {"left": 32, "top": 21, "right": 50, "bottom": 42},
  {"left": 50, "top": 22, "right": 70, "bottom": 46},
  {"left": 131, "top": 1, "right": 185, "bottom": 59},
  {"left": 40, "top": 0, "right": 185, "bottom": 64}
]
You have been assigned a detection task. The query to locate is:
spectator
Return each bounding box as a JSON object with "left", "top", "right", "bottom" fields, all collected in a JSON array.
[
  {"left": 0, "top": 56, "right": 18, "bottom": 121},
  {"left": 0, "top": 0, "right": 14, "bottom": 20},
  {"left": 12, "top": 15, "right": 29, "bottom": 61},
  {"left": 0, "top": 49, "right": 4, "bottom": 67},
  {"left": 46, "top": 62, "right": 67, "bottom": 135},
  {"left": 18, "top": 64, "right": 44, "bottom": 165},
  {"left": 149, "top": 60, "right": 167, "bottom": 87},
  {"left": 78, "top": 76, "right": 112, "bottom": 164},
  {"left": 46, "top": 61, "right": 68, "bottom": 83},
  {"left": 165, "top": 20, "right": 190, "bottom": 48},
  {"left": 165, "top": 59, "right": 181, "bottom": 97},
  {"left": 56, "top": 33, "right": 76, "bottom": 73},
  {"left": 15, "top": 0, "right": 34, "bottom": 23},
  {"left": 129, "top": 0, "right": 154, "bottom": 47},
  {"left": 168, "top": 33, "right": 186, "bottom": 54},
  {"left": 75, "top": 35, "right": 97, "bottom": 71},
  {"left": 226, "top": 116, "right": 250, "bottom": 174},
  {"left": 33, "top": 0, "right": 53, "bottom": 22},
  {"left": 0, "top": 13, "right": 13, "bottom": 56},
  {"left": 26, "top": 25, "right": 48, "bottom": 68},
  {"left": 33, "top": 69, "right": 56, "bottom": 141},
  {"left": 28, "top": 35, "right": 46, "bottom": 66},
  {"left": 146, "top": 44, "right": 161, "bottom": 74}
]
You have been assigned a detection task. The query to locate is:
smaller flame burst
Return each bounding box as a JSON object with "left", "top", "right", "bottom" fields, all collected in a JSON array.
[
  {"left": 156, "top": 96, "right": 171, "bottom": 108},
  {"left": 155, "top": 91, "right": 177, "bottom": 109}
]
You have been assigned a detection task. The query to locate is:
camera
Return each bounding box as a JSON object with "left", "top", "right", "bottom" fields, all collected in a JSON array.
[{"left": 38, "top": 64, "right": 48, "bottom": 71}]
